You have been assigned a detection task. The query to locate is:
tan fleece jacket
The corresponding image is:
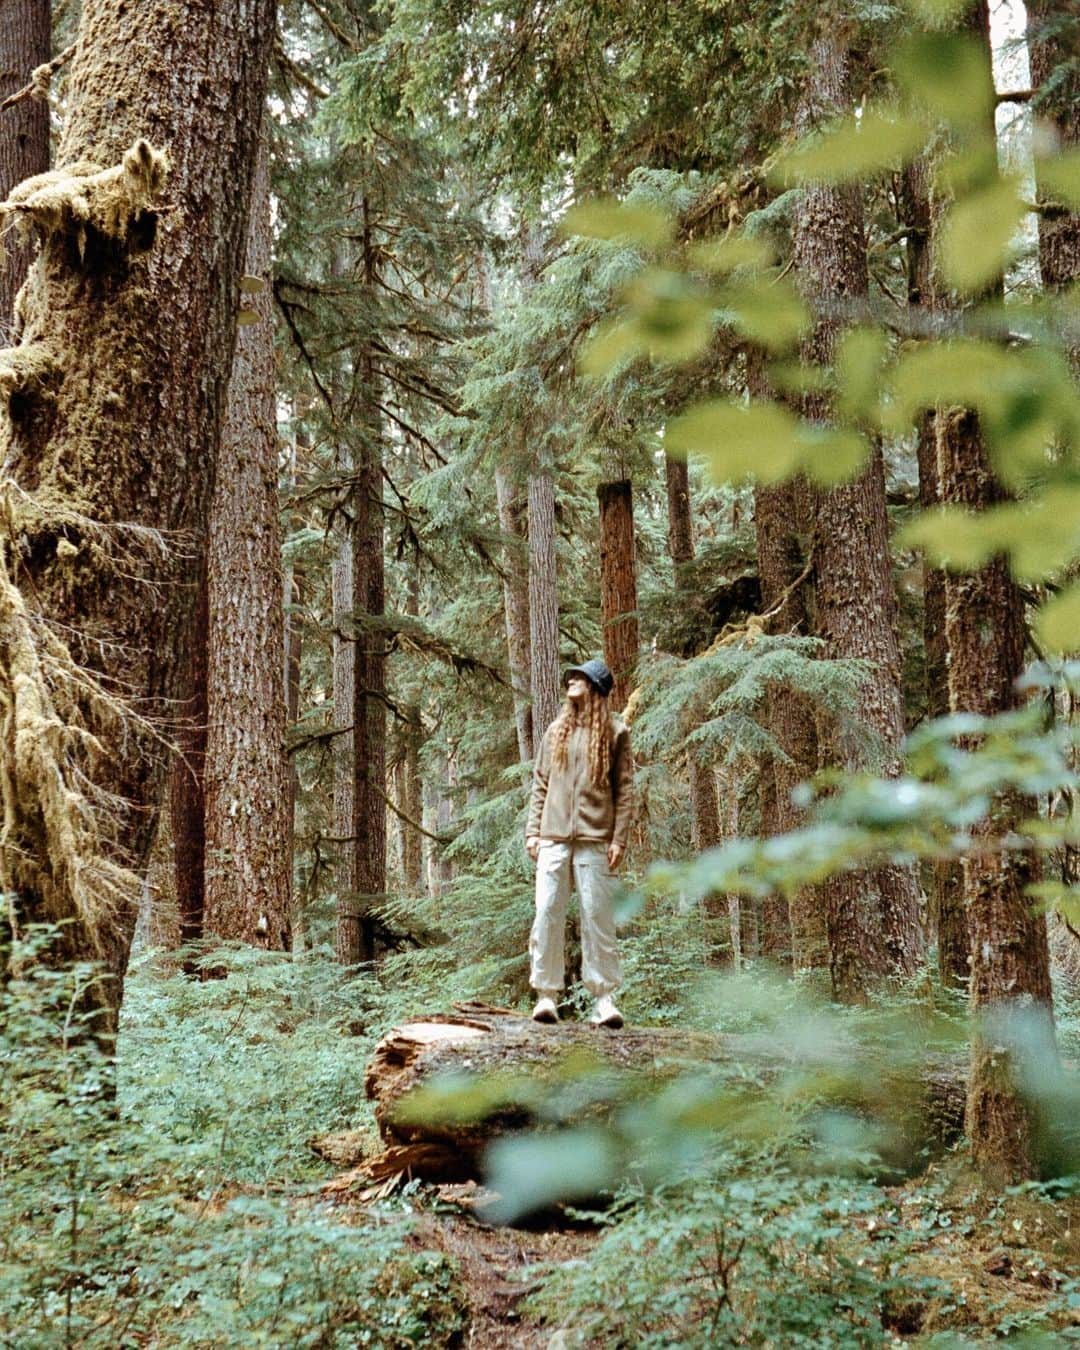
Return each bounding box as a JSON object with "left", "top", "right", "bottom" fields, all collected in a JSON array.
[{"left": 526, "top": 715, "right": 635, "bottom": 850}]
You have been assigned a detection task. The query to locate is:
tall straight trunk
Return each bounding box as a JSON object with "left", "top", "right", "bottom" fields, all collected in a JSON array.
[
  {"left": 0, "top": 0, "right": 274, "bottom": 1038},
  {"left": 597, "top": 479, "right": 639, "bottom": 712},
  {"left": 793, "top": 26, "right": 923, "bottom": 1001},
  {"left": 938, "top": 408, "right": 1055, "bottom": 1179},
  {"left": 664, "top": 450, "right": 724, "bottom": 867},
  {"left": 933, "top": 2, "right": 1055, "bottom": 1180},
  {"left": 332, "top": 535, "right": 355, "bottom": 918},
  {"left": 400, "top": 565, "right": 424, "bottom": 892},
  {"left": 755, "top": 477, "right": 817, "bottom": 972},
  {"left": 203, "top": 135, "right": 290, "bottom": 949},
  {"left": 901, "top": 156, "right": 968, "bottom": 987},
  {"left": 495, "top": 464, "right": 534, "bottom": 761},
  {"left": 342, "top": 321, "right": 386, "bottom": 966},
  {"left": 0, "top": 0, "right": 50, "bottom": 334},
  {"left": 528, "top": 470, "right": 560, "bottom": 737},
  {"left": 1028, "top": 0, "right": 1080, "bottom": 320},
  {"left": 169, "top": 571, "right": 207, "bottom": 948}
]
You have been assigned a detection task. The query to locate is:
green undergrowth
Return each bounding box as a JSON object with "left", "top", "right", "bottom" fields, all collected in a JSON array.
[{"left": 0, "top": 928, "right": 465, "bottom": 1348}]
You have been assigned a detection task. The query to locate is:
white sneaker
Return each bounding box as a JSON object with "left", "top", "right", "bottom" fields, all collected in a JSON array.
[
  {"left": 591, "top": 995, "right": 624, "bottom": 1029},
  {"left": 531, "top": 994, "right": 559, "bottom": 1024}
]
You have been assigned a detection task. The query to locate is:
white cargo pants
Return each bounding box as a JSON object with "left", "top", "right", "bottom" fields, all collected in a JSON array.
[{"left": 529, "top": 840, "right": 621, "bottom": 997}]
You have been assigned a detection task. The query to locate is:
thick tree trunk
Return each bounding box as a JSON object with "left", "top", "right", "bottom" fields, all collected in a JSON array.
[
  {"left": 597, "top": 479, "right": 639, "bottom": 713},
  {"left": 528, "top": 471, "right": 560, "bottom": 738},
  {"left": 400, "top": 567, "right": 424, "bottom": 893},
  {"left": 901, "top": 156, "right": 969, "bottom": 988},
  {"left": 664, "top": 452, "right": 694, "bottom": 568},
  {"left": 0, "top": 0, "right": 274, "bottom": 1037},
  {"left": 321, "top": 1007, "right": 967, "bottom": 1185},
  {"left": 0, "top": 0, "right": 50, "bottom": 335},
  {"left": 495, "top": 464, "right": 533, "bottom": 761},
  {"left": 938, "top": 408, "right": 1055, "bottom": 1180},
  {"left": 203, "top": 135, "right": 290, "bottom": 949},
  {"left": 792, "top": 28, "right": 923, "bottom": 1001}
]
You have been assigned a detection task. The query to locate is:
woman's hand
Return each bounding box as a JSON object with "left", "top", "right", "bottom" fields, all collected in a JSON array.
[
  {"left": 526, "top": 835, "right": 541, "bottom": 862},
  {"left": 607, "top": 842, "right": 624, "bottom": 871}
]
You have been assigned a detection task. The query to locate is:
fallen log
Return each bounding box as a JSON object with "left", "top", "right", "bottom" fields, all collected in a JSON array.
[{"left": 322, "top": 1002, "right": 968, "bottom": 1189}]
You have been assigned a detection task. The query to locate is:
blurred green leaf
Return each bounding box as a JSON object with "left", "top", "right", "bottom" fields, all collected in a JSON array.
[
  {"left": 1035, "top": 581, "right": 1080, "bottom": 655},
  {"left": 1036, "top": 147, "right": 1080, "bottom": 211},
  {"left": 939, "top": 177, "right": 1025, "bottom": 293},
  {"left": 772, "top": 107, "right": 929, "bottom": 186},
  {"left": 717, "top": 276, "right": 810, "bottom": 351},
  {"left": 837, "top": 327, "right": 890, "bottom": 423},
  {"left": 895, "top": 32, "right": 995, "bottom": 130},
  {"left": 666, "top": 399, "right": 802, "bottom": 482},
  {"left": 482, "top": 1128, "right": 618, "bottom": 1223},
  {"left": 687, "top": 233, "right": 773, "bottom": 273},
  {"left": 886, "top": 339, "right": 1012, "bottom": 429},
  {"left": 580, "top": 318, "right": 643, "bottom": 376},
  {"left": 900, "top": 506, "right": 1000, "bottom": 570},
  {"left": 563, "top": 198, "right": 674, "bottom": 249},
  {"left": 796, "top": 427, "right": 870, "bottom": 485},
  {"left": 627, "top": 269, "right": 715, "bottom": 361}
]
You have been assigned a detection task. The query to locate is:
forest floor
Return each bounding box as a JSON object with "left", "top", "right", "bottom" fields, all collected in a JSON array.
[{"left": 322, "top": 1170, "right": 1080, "bottom": 1346}]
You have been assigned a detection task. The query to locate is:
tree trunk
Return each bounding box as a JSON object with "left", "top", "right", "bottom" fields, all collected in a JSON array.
[
  {"left": 169, "top": 573, "right": 208, "bottom": 948},
  {"left": 400, "top": 566, "right": 424, "bottom": 893},
  {"left": 664, "top": 452, "right": 694, "bottom": 568},
  {"left": 495, "top": 463, "right": 533, "bottom": 761},
  {"left": 755, "top": 477, "right": 819, "bottom": 972},
  {"left": 343, "top": 337, "right": 386, "bottom": 966},
  {"left": 528, "top": 470, "right": 560, "bottom": 738},
  {"left": 1028, "top": 0, "right": 1080, "bottom": 324},
  {"left": 597, "top": 479, "right": 639, "bottom": 713},
  {"left": 901, "top": 155, "right": 969, "bottom": 988},
  {"left": 792, "top": 27, "right": 923, "bottom": 1001},
  {"left": 0, "top": 0, "right": 50, "bottom": 334},
  {"left": 0, "top": 0, "right": 274, "bottom": 1039},
  {"left": 664, "top": 449, "right": 724, "bottom": 872},
  {"left": 332, "top": 533, "right": 356, "bottom": 926},
  {"left": 202, "top": 134, "right": 290, "bottom": 949},
  {"left": 938, "top": 409, "right": 1055, "bottom": 1181}
]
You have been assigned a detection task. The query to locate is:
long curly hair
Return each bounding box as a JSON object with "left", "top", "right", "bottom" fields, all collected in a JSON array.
[{"left": 550, "top": 685, "right": 613, "bottom": 787}]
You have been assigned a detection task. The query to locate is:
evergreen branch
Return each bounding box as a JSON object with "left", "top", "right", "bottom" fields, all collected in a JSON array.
[
  {"left": 303, "top": 0, "right": 362, "bottom": 51},
  {"left": 273, "top": 38, "right": 329, "bottom": 99},
  {"left": 272, "top": 280, "right": 337, "bottom": 421}
]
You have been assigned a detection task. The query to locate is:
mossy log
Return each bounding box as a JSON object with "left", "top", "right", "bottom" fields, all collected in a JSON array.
[{"left": 321, "top": 1003, "right": 967, "bottom": 1187}]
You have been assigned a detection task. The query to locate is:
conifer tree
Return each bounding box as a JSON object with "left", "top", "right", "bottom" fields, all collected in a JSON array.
[{"left": 0, "top": 0, "right": 50, "bottom": 331}]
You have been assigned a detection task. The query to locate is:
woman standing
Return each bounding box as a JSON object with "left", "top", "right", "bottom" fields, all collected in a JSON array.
[{"left": 525, "top": 658, "right": 635, "bottom": 1028}]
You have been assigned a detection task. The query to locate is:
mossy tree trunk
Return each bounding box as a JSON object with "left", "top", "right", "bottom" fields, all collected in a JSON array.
[
  {"left": 202, "top": 133, "right": 291, "bottom": 949},
  {"left": 0, "top": 0, "right": 50, "bottom": 334},
  {"left": 0, "top": 0, "right": 275, "bottom": 1037},
  {"left": 792, "top": 23, "right": 924, "bottom": 1001},
  {"left": 528, "top": 469, "right": 560, "bottom": 739}
]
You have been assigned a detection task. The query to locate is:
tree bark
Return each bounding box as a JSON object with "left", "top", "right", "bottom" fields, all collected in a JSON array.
[
  {"left": 755, "top": 477, "right": 818, "bottom": 972},
  {"left": 938, "top": 409, "right": 1055, "bottom": 1181},
  {"left": 792, "top": 27, "right": 923, "bottom": 1000},
  {"left": 202, "top": 133, "right": 290, "bottom": 949},
  {"left": 0, "top": 0, "right": 50, "bottom": 335},
  {"left": 1028, "top": 0, "right": 1080, "bottom": 324},
  {"left": 663, "top": 448, "right": 725, "bottom": 874},
  {"left": 332, "top": 533, "right": 356, "bottom": 921},
  {"left": 597, "top": 479, "right": 639, "bottom": 713},
  {"left": 495, "top": 463, "right": 533, "bottom": 761},
  {"left": 528, "top": 470, "right": 560, "bottom": 738},
  {"left": 0, "top": 0, "right": 274, "bottom": 1038},
  {"left": 901, "top": 155, "right": 969, "bottom": 988},
  {"left": 169, "top": 572, "right": 208, "bottom": 948}
]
